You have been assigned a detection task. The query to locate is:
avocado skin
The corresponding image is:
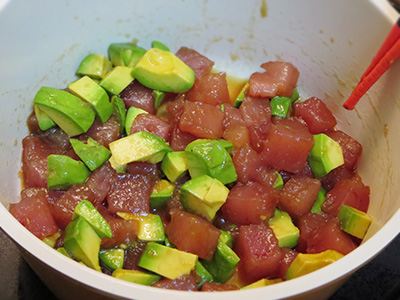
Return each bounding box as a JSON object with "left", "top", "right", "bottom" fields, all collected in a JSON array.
[
  {"left": 47, "top": 154, "right": 90, "bottom": 190},
  {"left": 34, "top": 87, "right": 95, "bottom": 136},
  {"left": 64, "top": 216, "right": 101, "bottom": 271}
]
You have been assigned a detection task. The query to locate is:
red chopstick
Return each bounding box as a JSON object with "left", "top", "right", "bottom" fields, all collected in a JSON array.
[{"left": 343, "top": 18, "right": 400, "bottom": 110}]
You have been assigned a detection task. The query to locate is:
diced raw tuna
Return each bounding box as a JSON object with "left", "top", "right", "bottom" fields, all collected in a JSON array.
[
  {"left": 175, "top": 47, "right": 214, "bottom": 79},
  {"left": 40, "top": 127, "right": 72, "bottom": 152},
  {"left": 235, "top": 224, "right": 282, "bottom": 284},
  {"left": 325, "top": 130, "right": 362, "bottom": 171},
  {"left": 320, "top": 165, "right": 354, "bottom": 191},
  {"left": 221, "top": 182, "right": 279, "bottom": 226},
  {"left": 152, "top": 272, "right": 199, "bottom": 291},
  {"left": 278, "top": 247, "right": 298, "bottom": 280},
  {"left": 294, "top": 97, "right": 337, "bottom": 134},
  {"left": 322, "top": 175, "right": 370, "bottom": 217},
  {"left": 126, "top": 161, "right": 160, "bottom": 183},
  {"left": 107, "top": 172, "right": 153, "bottom": 215},
  {"left": 279, "top": 175, "right": 321, "bottom": 220},
  {"left": 248, "top": 61, "right": 299, "bottom": 98},
  {"left": 247, "top": 125, "right": 271, "bottom": 153},
  {"left": 22, "top": 136, "right": 57, "bottom": 189},
  {"left": 129, "top": 113, "right": 170, "bottom": 142},
  {"left": 166, "top": 95, "right": 186, "bottom": 126},
  {"left": 10, "top": 188, "right": 58, "bottom": 239},
  {"left": 26, "top": 111, "right": 41, "bottom": 135},
  {"left": 179, "top": 101, "right": 224, "bottom": 139},
  {"left": 80, "top": 115, "right": 120, "bottom": 148},
  {"left": 169, "top": 126, "right": 197, "bottom": 151},
  {"left": 261, "top": 117, "right": 314, "bottom": 173},
  {"left": 222, "top": 105, "right": 245, "bottom": 130},
  {"left": 122, "top": 240, "right": 148, "bottom": 270},
  {"left": 167, "top": 209, "right": 221, "bottom": 260},
  {"left": 239, "top": 97, "right": 272, "bottom": 128},
  {"left": 186, "top": 72, "right": 231, "bottom": 105},
  {"left": 223, "top": 123, "right": 250, "bottom": 149},
  {"left": 84, "top": 162, "right": 115, "bottom": 205},
  {"left": 297, "top": 213, "right": 357, "bottom": 255},
  {"left": 232, "top": 144, "right": 263, "bottom": 183},
  {"left": 119, "top": 80, "right": 155, "bottom": 114},
  {"left": 201, "top": 282, "right": 240, "bottom": 291}
]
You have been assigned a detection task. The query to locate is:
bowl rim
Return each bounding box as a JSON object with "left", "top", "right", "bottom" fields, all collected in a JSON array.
[{"left": 0, "top": 0, "right": 399, "bottom": 299}]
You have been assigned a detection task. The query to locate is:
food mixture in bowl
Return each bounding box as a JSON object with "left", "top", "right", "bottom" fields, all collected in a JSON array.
[{"left": 9, "top": 41, "right": 371, "bottom": 291}]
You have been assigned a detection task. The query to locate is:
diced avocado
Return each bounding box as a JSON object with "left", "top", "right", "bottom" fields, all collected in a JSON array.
[
  {"left": 311, "top": 187, "right": 327, "bottom": 213},
  {"left": 196, "top": 261, "right": 213, "bottom": 289},
  {"left": 109, "top": 155, "right": 127, "bottom": 173},
  {"left": 225, "top": 74, "right": 248, "bottom": 103},
  {"left": 138, "top": 242, "right": 198, "bottom": 280},
  {"left": 64, "top": 216, "right": 101, "bottom": 271},
  {"left": 219, "top": 230, "right": 233, "bottom": 248},
  {"left": 150, "top": 179, "right": 174, "bottom": 209},
  {"left": 241, "top": 278, "right": 282, "bottom": 289},
  {"left": 68, "top": 76, "right": 113, "bottom": 123},
  {"left": 153, "top": 90, "right": 165, "bottom": 109},
  {"left": 111, "top": 96, "right": 126, "bottom": 135},
  {"left": 271, "top": 96, "right": 292, "bottom": 118},
  {"left": 164, "top": 236, "right": 176, "bottom": 248},
  {"left": 100, "top": 66, "right": 134, "bottom": 95},
  {"left": 151, "top": 41, "right": 170, "bottom": 52},
  {"left": 117, "top": 212, "right": 165, "bottom": 242},
  {"left": 268, "top": 208, "right": 299, "bottom": 248},
  {"left": 290, "top": 87, "right": 300, "bottom": 102},
  {"left": 108, "top": 43, "right": 147, "bottom": 67},
  {"left": 308, "top": 133, "right": 344, "bottom": 178},
  {"left": 47, "top": 154, "right": 90, "bottom": 190},
  {"left": 76, "top": 54, "right": 113, "bottom": 80},
  {"left": 161, "top": 151, "right": 188, "bottom": 183},
  {"left": 34, "top": 105, "right": 56, "bottom": 131},
  {"left": 99, "top": 248, "right": 125, "bottom": 270},
  {"left": 217, "top": 139, "right": 234, "bottom": 154},
  {"left": 233, "top": 82, "right": 249, "bottom": 108},
  {"left": 57, "top": 247, "right": 71, "bottom": 258},
  {"left": 72, "top": 200, "right": 112, "bottom": 238},
  {"left": 156, "top": 102, "right": 168, "bottom": 120},
  {"left": 34, "top": 87, "right": 95, "bottom": 136},
  {"left": 132, "top": 48, "right": 195, "bottom": 93},
  {"left": 201, "top": 242, "right": 240, "bottom": 283},
  {"left": 112, "top": 269, "right": 161, "bottom": 286},
  {"left": 185, "top": 139, "right": 237, "bottom": 185},
  {"left": 337, "top": 205, "right": 372, "bottom": 239},
  {"left": 109, "top": 131, "right": 172, "bottom": 165},
  {"left": 42, "top": 231, "right": 61, "bottom": 248},
  {"left": 70, "top": 138, "right": 111, "bottom": 171},
  {"left": 286, "top": 250, "right": 343, "bottom": 280},
  {"left": 125, "top": 106, "right": 148, "bottom": 135},
  {"left": 180, "top": 175, "right": 229, "bottom": 221},
  {"left": 273, "top": 171, "right": 284, "bottom": 190}
]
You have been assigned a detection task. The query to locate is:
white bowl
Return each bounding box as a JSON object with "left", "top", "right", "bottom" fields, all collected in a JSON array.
[{"left": 1, "top": 0, "right": 399, "bottom": 299}]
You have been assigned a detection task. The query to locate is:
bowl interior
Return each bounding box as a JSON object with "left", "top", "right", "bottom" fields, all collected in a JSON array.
[{"left": 0, "top": 0, "right": 399, "bottom": 299}]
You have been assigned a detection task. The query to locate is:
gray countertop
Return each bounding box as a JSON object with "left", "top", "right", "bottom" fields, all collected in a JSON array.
[{"left": 0, "top": 228, "right": 399, "bottom": 300}]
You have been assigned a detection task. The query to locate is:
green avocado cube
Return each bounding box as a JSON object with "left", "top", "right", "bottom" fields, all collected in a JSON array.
[
  {"left": 271, "top": 96, "right": 292, "bottom": 118},
  {"left": 151, "top": 41, "right": 170, "bottom": 52},
  {"left": 201, "top": 242, "right": 240, "bottom": 283},
  {"left": 161, "top": 151, "right": 188, "bottom": 183},
  {"left": 233, "top": 82, "right": 249, "bottom": 108},
  {"left": 337, "top": 205, "right": 372, "bottom": 239},
  {"left": 34, "top": 105, "right": 56, "bottom": 131},
  {"left": 150, "top": 179, "right": 174, "bottom": 209},
  {"left": 308, "top": 133, "right": 344, "bottom": 178},
  {"left": 272, "top": 171, "right": 284, "bottom": 190},
  {"left": 34, "top": 87, "right": 95, "bottom": 136},
  {"left": 99, "top": 248, "right": 125, "bottom": 270},
  {"left": 108, "top": 43, "right": 147, "bottom": 67},
  {"left": 109, "top": 155, "right": 127, "bottom": 173},
  {"left": 42, "top": 232, "right": 61, "bottom": 248},
  {"left": 217, "top": 139, "right": 234, "bottom": 154},
  {"left": 153, "top": 90, "right": 165, "bottom": 109},
  {"left": 76, "top": 54, "right": 113, "bottom": 80},
  {"left": 311, "top": 187, "right": 327, "bottom": 213},
  {"left": 64, "top": 216, "right": 101, "bottom": 271},
  {"left": 268, "top": 208, "right": 299, "bottom": 248},
  {"left": 70, "top": 138, "right": 111, "bottom": 171},
  {"left": 138, "top": 242, "right": 198, "bottom": 280},
  {"left": 218, "top": 230, "right": 233, "bottom": 248},
  {"left": 72, "top": 200, "right": 112, "bottom": 238},
  {"left": 241, "top": 278, "right": 282, "bottom": 290},
  {"left": 132, "top": 48, "right": 195, "bottom": 93},
  {"left": 117, "top": 212, "right": 165, "bottom": 242},
  {"left": 180, "top": 175, "right": 229, "bottom": 221},
  {"left": 290, "top": 87, "right": 300, "bottom": 102},
  {"left": 68, "top": 76, "right": 113, "bottom": 123},
  {"left": 125, "top": 106, "right": 148, "bottom": 135},
  {"left": 195, "top": 261, "right": 213, "bottom": 289},
  {"left": 111, "top": 96, "right": 126, "bottom": 135},
  {"left": 112, "top": 269, "right": 161, "bottom": 286},
  {"left": 286, "top": 250, "right": 343, "bottom": 280},
  {"left": 47, "top": 154, "right": 90, "bottom": 190},
  {"left": 185, "top": 139, "right": 237, "bottom": 185},
  {"left": 56, "top": 247, "right": 71, "bottom": 258},
  {"left": 109, "top": 131, "right": 172, "bottom": 166},
  {"left": 100, "top": 66, "right": 134, "bottom": 95}
]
